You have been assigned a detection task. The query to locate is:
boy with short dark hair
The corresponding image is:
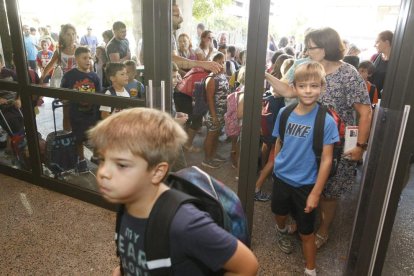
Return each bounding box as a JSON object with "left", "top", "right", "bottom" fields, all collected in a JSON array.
[
  {"left": 272, "top": 61, "right": 339, "bottom": 276},
  {"left": 60, "top": 46, "right": 101, "bottom": 173},
  {"left": 358, "top": 60, "right": 379, "bottom": 106},
  {"left": 88, "top": 108, "right": 258, "bottom": 276},
  {"left": 123, "top": 60, "right": 144, "bottom": 98},
  {"left": 99, "top": 62, "right": 130, "bottom": 119}
]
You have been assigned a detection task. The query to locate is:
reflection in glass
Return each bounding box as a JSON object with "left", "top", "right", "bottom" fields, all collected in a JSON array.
[
  {"left": 37, "top": 97, "right": 102, "bottom": 191},
  {"left": 382, "top": 163, "right": 414, "bottom": 275},
  {"left": 0, "top": 25, "right": 17, "bottom": 82},
  {"left": 0, "top": 91, "right": 31, "bottom": 171}
]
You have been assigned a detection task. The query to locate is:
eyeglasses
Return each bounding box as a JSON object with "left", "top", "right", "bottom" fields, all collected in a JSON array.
[{"left": 306, "top": 46, "right": 322, "bottom": 51}]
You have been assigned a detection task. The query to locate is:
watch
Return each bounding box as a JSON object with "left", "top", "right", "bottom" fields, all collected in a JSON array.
[{"left": 356, "top": 142, "right": 368, "bottom": 150}]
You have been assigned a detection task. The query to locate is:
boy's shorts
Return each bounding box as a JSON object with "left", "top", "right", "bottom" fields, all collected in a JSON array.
[{"left": 272, "top": 176, "right": 315, "bottom": 235}]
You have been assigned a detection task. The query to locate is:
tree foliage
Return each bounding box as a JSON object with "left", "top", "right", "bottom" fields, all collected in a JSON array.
[{"left": 192, "top": 0, "right": 232, "bottom": 21}]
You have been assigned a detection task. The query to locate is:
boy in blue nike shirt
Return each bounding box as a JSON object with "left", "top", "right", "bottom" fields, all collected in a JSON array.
[{"left": 271, "top": 61, "right": 339, "bottom": 276}]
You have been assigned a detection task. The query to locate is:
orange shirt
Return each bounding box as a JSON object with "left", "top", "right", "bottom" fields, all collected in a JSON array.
[{"left": 366, "top": 80, "right": 378, "bottom": 104}]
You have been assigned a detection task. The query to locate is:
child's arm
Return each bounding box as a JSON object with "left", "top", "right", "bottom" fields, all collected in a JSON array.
[
  {"left": 236, "top": 93, "right": 244, "bottom": 119},
  {"left": 222, "top": 240, "right": 258, "bottom": 276},
  {"left": 40, "top": 51, "right": 59, "bottom": 82},
  {"left": 265, "top": 72, "right": 296, "bottom": 98},
  {"left": 206, "top": 76, "right": 218, "bottom": 125},
  {"left": 304, "top": 144, "right": 334, "bottom": 213}
]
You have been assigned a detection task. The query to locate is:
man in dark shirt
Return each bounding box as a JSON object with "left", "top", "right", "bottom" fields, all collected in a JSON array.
[{"left": 106, "top": 21, "right": 131, "bottom": 63}]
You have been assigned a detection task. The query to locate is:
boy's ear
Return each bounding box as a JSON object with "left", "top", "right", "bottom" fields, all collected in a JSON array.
[{"left": 150, "top": 162, "right": 170, "bottom": 184}]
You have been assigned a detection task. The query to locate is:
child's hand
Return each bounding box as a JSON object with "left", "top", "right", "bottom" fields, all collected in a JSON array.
[
  {"left": 112, "top": 266, "right": 121, "bottom": 276},
  {"left": 212, "top": 116, "right": 219, "bottom": 127},
  {"left": 304, "top": 193, "right": 320, "bottom": 213},
  {"left": 343, "top": 146, "right": 364, "bottom": 161},
  {"left": 175, "top": 112, "right": 188, "bottom": 126}
]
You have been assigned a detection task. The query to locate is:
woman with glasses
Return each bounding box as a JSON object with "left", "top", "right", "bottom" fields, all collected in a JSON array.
[
  {"left": 195, "top": 30, "right": 216, "bottom": 61},
  {"left": 265, "top": 27, "right": 372, "bottom": 251}
]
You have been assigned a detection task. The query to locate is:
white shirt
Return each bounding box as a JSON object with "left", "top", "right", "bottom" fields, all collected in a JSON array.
[{"left": 99, "top": 88, "right": 130, "bottom": 113}]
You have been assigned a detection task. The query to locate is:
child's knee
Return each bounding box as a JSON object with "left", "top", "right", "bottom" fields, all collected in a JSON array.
[{"left": 299, "top": 232, "right": 315, "bottom": 242}]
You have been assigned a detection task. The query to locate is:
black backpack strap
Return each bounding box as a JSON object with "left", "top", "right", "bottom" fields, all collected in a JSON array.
[
  {"left": 145, "top": 189, "right": 196, "bottom": 276},
  {"left": 115, "top": 204, "right": 125, "bottom": 275},
  {"left": 279, "top": 103, "right": 298, "bottom": 143},
  {"left": 313, "top": 104, "right": 327, "bottom": 166},
  {"left": 108, "top": 86, "right": 117, "bottom": 96},
  {"left": 369, "top": 84, "right": 376, "bottom": 103}
]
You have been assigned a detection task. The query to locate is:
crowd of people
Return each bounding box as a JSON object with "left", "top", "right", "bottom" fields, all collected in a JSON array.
[{"left": 0, "top": 3, "right": 396, "bottom": 275}]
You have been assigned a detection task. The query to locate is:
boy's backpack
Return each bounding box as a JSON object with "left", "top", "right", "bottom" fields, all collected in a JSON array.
[
  {"left": 279, "top": 103, "right": 345, "bottom": 178},
  {"left": 261, "top": 91, "right": 285, "bottom": 140},
  {"left": 176, "top": 67, "right": 209, "bottom": 98},
  {"left": 224, "top": 89, "right": 242, "bottom": 137},
  {"left": 193, "top": 75, "right": 213, "bottom": 116},
  {"left": 115, "top": 166, "right": 250, "bottom": 275},
  {"left": 368, "top": 83, "right": 379, "bottom": 104}
]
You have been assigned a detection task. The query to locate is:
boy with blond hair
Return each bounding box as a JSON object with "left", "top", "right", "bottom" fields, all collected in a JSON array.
[
  {"left": 272, "top": 62, "right": 339, "bottom": 276},
  {"left": 88, "top": 108, "right": 258, "bottom": 276}
]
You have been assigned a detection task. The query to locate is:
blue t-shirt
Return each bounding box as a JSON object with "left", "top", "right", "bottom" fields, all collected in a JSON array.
[
  {"left": 24, "top": 35, "right": 38, "bottom": 61},
  {"left": 118, "top": 203, "right": 238, "bottom": 275},
  {"left": 272, "top": 104, "right": 339, "bottom": 187},
  {"left": 125, "top": 79, "right": 145, "bottom": 98}
]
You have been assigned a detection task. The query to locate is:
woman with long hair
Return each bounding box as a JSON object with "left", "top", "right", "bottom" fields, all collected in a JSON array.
[{"left": 195, "top": 30, "right": 216, "bottom": 61}]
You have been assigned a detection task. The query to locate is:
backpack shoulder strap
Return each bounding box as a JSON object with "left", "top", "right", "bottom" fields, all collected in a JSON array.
[
  {"left": 313, "top": 104, "right": 327, "bottom": 161},
  {"left": 279, "top": 103, "right": 298, "bottom": 142},
  {"left": 369, "top": 83, "right": 376, "bottom": 103},
  {"left": 108, "top": 86, "right": 117, "bottom": 96},
  {"left": 145, "top": 189, "right": 196, "bottom": 276}
]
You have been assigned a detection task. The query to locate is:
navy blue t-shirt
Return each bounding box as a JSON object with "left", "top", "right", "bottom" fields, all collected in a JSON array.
[
  {"left": 118, "top": 203, "right": 238, "bottom": 275},
  {"left": 60, "top": 68, "right": 101, "bottom": 140}
]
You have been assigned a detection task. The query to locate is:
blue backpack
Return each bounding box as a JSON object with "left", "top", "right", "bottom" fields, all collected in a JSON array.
[
  {"left": 193, "top": 75, "right": 213, "bottom": 116},
  {"left": 115, "top": 166, "right": 250, "bottom": 275}
]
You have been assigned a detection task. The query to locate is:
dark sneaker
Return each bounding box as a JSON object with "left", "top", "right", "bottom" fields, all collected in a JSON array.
[
  {"left": 213, "top": 154, "right": 226, "bottom": 162},
  {"left": 201, "top": 159, "right": 221, "bottom": 169},
  {"left": 76, "top": 159, "right": 89, "bottom": 174},
  {"left": 254, "top": 190, "right": 272, "bottom": 202},
  {"left": 276, "top": 228, "right": 294, "bottom": 254}
]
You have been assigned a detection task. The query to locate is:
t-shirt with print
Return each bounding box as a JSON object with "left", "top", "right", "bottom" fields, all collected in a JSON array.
[
  {"left": 125, "top": 79, "right": 145, "bottom": 98},
  {"left": 272, "top": 104, "right": 339, "bottom": 187},
  {"left": 61, "top": 68, "right": 101, "bottom": 140},
  {"left": 118, "top": 203, "right": 237, "bottom": 276},
  {"left": 99, "top": 87, "right": 130, "bottom": 113},
  {"left": 36, "top": 50, "right": 54, "bottom": 68}
]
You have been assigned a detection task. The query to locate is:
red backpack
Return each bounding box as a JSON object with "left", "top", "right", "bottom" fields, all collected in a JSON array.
[{"left": 176, "top": 67, "right": 209, "bottom": 97}]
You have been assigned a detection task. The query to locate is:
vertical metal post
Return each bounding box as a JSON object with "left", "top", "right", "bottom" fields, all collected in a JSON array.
[
  {"left": 5, "top": 0, "right": 42, "bottom": 176},
  {"left": 238, "top": 0, "right": 270, "bottom": 235}
]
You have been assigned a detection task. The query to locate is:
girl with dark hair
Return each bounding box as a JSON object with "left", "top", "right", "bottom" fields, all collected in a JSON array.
[
  {"left": 40, "top": 24, "right": 77, "bottom": 131},
  {"left": 195, "top": 30, "right": 216, "bottom": 61}
]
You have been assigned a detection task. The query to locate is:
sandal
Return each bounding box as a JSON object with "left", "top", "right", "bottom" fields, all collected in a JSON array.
[
  {"left": 315, "top": 233, "right": 329, "bottom": 249},
  {"left": 183, "top": 145, "right": 201, "bottom": 153}
]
